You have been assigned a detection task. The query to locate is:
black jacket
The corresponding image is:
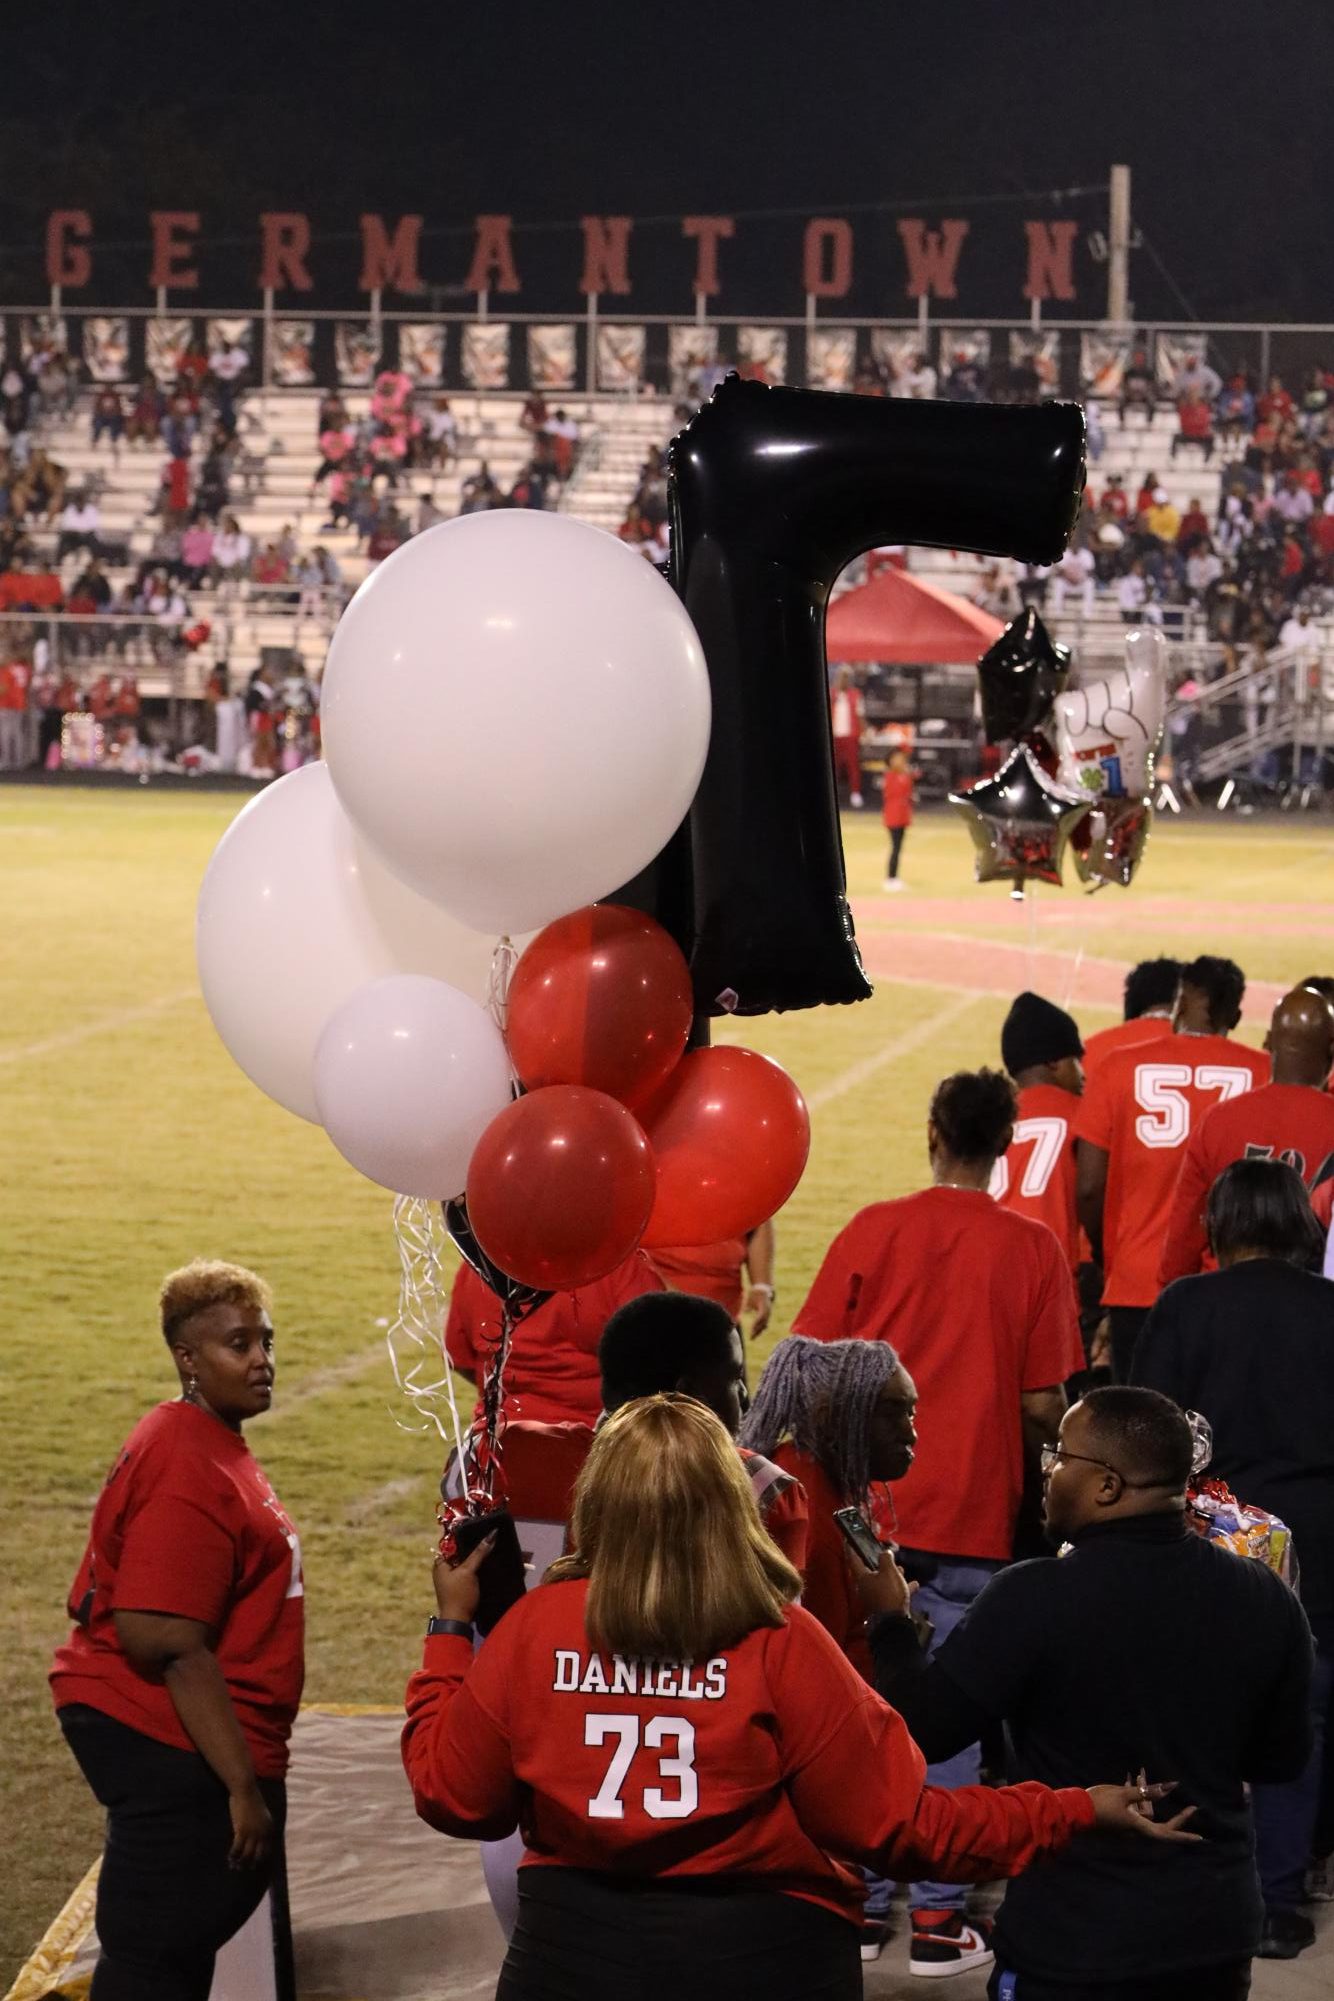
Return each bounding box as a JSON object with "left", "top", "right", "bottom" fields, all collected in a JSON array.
[
  {"left": 870, "top": 1514, "right": 1312, "bottom": 1984},
  {"left": 1133, "top": 1259, "right": 1334, "bottom": 1630}
]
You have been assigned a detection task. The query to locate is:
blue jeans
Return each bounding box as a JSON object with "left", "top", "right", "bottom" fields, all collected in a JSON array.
[
  {"left": 1252, "top": 1639, "right": 1334, "bottom": 1911},
  {"left": 863, "top": 1556, "right": 1003, "bottom": 1921}
]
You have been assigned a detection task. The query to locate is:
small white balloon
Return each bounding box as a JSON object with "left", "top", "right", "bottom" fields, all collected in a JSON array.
[
  {"left": 320, "top": 511, "right": 711, "bottom": 936},
  {"left": 1051, "top": 627, "right": 1166, "bottom": 801},
  {"left": 197, "top": 763, "right": 503, "bottom": 1122},
  {"left": 314, "top": 976, "right": 514, "bottom": 1199}
]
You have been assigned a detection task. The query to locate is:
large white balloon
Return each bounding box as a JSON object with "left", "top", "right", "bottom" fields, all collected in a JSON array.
[
  {"left": 314, "top": 975, "right": 513, "bottom": 1198},
  {"left": 320, "top": 511, "right": 711, "bottom": 936},
  {"left": 197, "top": 762, "right": 502, "bottom": 1122},
  {"left": 1051, "top": 627, "right": 1167, "bottom": 801}
]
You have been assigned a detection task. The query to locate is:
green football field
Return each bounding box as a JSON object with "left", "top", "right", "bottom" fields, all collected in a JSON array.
[{"left": 2, "top": 784, "right": 1331, "bottom": 1982}]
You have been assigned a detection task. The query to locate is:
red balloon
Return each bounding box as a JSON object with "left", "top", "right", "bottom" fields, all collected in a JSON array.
[
  {"left": 641, "top": 1047, "right": 810, "bottom": 1249},
  {"left": 506, "top": 903, "right": 693, "bottom": 1109},
  {"left": 467, "top": 1086, "right": 656, "bottom": 1292}
]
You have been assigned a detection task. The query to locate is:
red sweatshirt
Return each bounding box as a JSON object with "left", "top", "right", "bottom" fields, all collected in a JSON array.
[{"left": 402, "top": 1576, "right": 1094, "bottom": 1923}]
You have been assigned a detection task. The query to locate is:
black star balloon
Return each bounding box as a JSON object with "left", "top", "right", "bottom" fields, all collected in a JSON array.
[
  {"left": 950, "top": 744, "right": 1088, "bottom": 891},
  {"left": 976, "top": 606, "right": 1071, "bottom": 744}
]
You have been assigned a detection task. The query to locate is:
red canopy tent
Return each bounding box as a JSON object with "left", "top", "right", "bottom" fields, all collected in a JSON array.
[{"left": 825, "top": 567, "right": 1003, "bottom": 665}]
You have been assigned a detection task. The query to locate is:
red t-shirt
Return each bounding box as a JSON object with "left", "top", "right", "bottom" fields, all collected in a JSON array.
[
  {"left": 0, "top": 661, "right": 31, "bottom": 710},
  {"left": 445, "top": 1254, "right": 665, "bottom": 1427},
  {"left": 649, "top": 1238, "right": 748, "bottom": 1320},
  {"left": 990, "top": 1082, "right": 1082, "bottom": 1270},
  {"left": 50, "top": 1402, "right": 305, "bottom": 1776},
  {"left": 402, "top": 1576, "right": 1093, "bottom": 1922},
  {"left": 1102, "top": 488, "right": 1129, "bottom": 518},
  {"left": 1177, "top": 399, "right": 1212, "bottom": 439},
  {"left": 793, "top": 1189, "right": 1082, "bottom": 1560},
  {"left": 772, "top": 1447, "right": 884, "bottom": 1680},
  {"left": 1158, "top": 1082, "right": 1334, "bottom": 1285},
  {"left": 881, "top": 770, "right": 915, "bottom": 830},
  {"left": 1081, "top": 1014, "right": 1174, "bottom": 1086},
  {"left": 1075, "top": 1034, "right": 1269, "bottom": 1307}
]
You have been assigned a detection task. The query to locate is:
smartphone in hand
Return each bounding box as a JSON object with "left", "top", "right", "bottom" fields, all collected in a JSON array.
[{"left": 833, "top": 1504, "right": 885, "bottom": 1573}]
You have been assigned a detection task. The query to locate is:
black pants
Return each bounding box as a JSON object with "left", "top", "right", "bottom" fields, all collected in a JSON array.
[
  {"left": 1108, "top": 1304, "right": 1149, "bottom": 1381},
  {"left": 989, "top": 1958, "right": 1250, "bottom": 1999},
  {"left": 887, "top": 825, "right": 906, "bottom": 877},
  {"left": 59, "top": 1704, "right": 286, "bottom": 2001},
  {"left": 497, "top": 1867, "right": 861, "bottom": 2001}
]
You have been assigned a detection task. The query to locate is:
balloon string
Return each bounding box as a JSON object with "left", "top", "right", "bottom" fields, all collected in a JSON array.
[
  {"left": 386, "top": 1195, "right": 468, "bottom": 1455},
  {"left": 1025, "top": 882, "right": 1038, "bottom": 988},
  {"left": 461, "top": 1299, "right": 513, "bottom": 1515},
  {"left": 487, "top": 937, "right": 519, "bottom": 1036}
]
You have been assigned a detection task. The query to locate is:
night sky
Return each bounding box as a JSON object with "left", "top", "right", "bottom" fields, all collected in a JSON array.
[{"left": 3, "top": 1, "right": 1333, "bottom": 320}]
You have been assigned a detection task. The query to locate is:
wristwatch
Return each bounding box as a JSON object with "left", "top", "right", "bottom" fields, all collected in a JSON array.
[{"left": 426, "top": 1616, "right": 474, "bottom": 1638}]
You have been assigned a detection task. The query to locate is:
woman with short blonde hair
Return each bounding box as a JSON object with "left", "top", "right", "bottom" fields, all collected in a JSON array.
[
  {"left": 405, "top": 1396, "right": 1186, "bottom": 2000},
  {"left": 51, "top": 1258, "right": 304, "bottom": 2001}
]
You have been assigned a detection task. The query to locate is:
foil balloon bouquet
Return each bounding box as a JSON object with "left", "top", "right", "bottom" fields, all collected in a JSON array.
[{"left": 952, "top": 609, "right": 1166, "bottom": 893}]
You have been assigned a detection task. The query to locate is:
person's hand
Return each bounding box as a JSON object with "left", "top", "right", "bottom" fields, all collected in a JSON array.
[
  {"left": 844, "top": 1542, "right": 916, "bottom": 1621},
  {"left": 1088, "top": 1315, "right": 1112, "bottom": 1373},
  {"left": 432, "top": 1530, "right": 498, "bottom": 1624},
  {"left": 743, "top": 1285, "right": 774, "bottom": 1339},
  {"left": 1086, "top": 1777, "right": 1200, "bottom": 1845},
  {"left": 228, "top": 1784, "right": 274, "bottom": 1869}
]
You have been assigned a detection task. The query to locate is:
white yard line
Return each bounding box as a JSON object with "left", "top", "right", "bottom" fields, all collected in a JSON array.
[
  {"left": 0, "top": 990, "right": 199, "bottom": 1067},
  {"left": 807, "top": 992, "right": 980, "bottom": 1111}
]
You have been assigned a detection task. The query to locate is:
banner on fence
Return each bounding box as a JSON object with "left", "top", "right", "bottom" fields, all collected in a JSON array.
[
  {"left": 207, "top": 316, "right": 253, "bottom": 358},
  {"left": 83, "top": 317, "right": 130, "bottom": 382},
  {"left": 399, "top": 323, "right": 445, "bottom": 385},
  {"left": 596, "top": 324, "right": 645, "bottom": 392},
  {"left": 737, "top": 325, "right": 787, "bottom": 384},
  {"left": 462, "top": 323, "right": 510, "bottom": 389},
  {"left": 1009, "top": 328, "right": 1060, "bottom": 393},
  {"left": 939, "top": 327, "right": 991, "bottom": 372},
  {"left": 1079, "top": 331, "right": 1131, "bottom": 398},
  {"left": 146, "top": 316, "right": 193, "bottom": 384},
  {"left": 273, "top": 321, "right": 316, "bottom": 386},
  {"left": 1155, "top": 331, "right": 1208, "bottom": 391},
  {"left": 667, "top": 324, "right": 718, "bottom": 398},
  {"left": 527, "top": 324, "right": 577, "bottom": 391},
  {"left": 335, "top": 323, "right": 381, "bottom": 387},
  {"left": 870, "top": 328, "right": 926, "bottom": 388},
  {"left": 806, "top": 326, "right": 857, "bottom": 391}
]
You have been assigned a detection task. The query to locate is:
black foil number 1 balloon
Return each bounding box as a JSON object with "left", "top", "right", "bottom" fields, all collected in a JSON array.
[{"left": 628, "top": 376, "right": 1085, "bottom": 1016}]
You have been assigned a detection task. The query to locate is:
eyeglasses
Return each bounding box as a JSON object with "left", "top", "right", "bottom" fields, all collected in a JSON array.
[{"left": 1039, "top": 1444, "right": 1166, "bottom": 1490}]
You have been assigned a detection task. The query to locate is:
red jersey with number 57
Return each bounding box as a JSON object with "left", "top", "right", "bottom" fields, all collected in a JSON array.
[
  {"left": 990, "top": 1082, "right": 1082, "bottom": 1269},
  {"left": 402, "top": 1576, "right": 1093, "bottom": 1921},
  {"left": 1158, "top": 1082, "right": 1334, "bottom": 1286},
  {"left": 1075, "top": 1034, "right": 1269, "bottom": 1307}
]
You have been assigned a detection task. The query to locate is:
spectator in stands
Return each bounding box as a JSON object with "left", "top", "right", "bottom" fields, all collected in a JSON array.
[
  {"left": 943, "top": 350, "right": 985, "bottom": 401},
  {"left": 311, "top": 422, "right": 355, "bottom": 493},
  {"left": 251, "top": 543, "right": 293, "bottom": 596},
  {"left": 194, "top": 444, "right": 230, "bottom": 524},
  {"left": 370, "top": 368, "right": 412, "bottom": 426},
  {"left": 56, "top": 490, "right": 103, "bottom": 564},
  {"left": 1118, "top": 348, "right": 1156, "bottom": 424},
  {"left": 14, "top": 446, "right": 66, "bottom": 522},
  {"left": 207, "top": 337, "right": 249, "bottom": 431},
  {"left": 1259, "top": 375, "right": 1297, "bottom": 427},
  {"left": 160, "top": 451, "right": 192, "bottom": 523},
  {"left": 1084, "top": 399, "right": 1106, "bottom": 465},
  {"left": 366, "top": 501, "right": 409, "bottom": 564},
  {"left": 1144, "top": 488, "right": 1182, "bottom": 544},
  {"left": 90, "top": 384, "right": 125, "bottom": 450},
  {"left": 519, "top": 391, "right": 549, "bottom": 438},
  {"left": 900, "top": 351, "right": 937, "bottom": 399},
  {"left": 459, "top": 461, "right": 502, "bottom": 514},
  {"left": 1216, "top": 374, "right": 1256, "bottom": 445},
  {"left": 1177, "top": 495, "right": 1211, "bottom": 547},
  {"left": 1173, "top": 389, "right": 1215, "bottom": 461},
  {"left": 316, "top": 389, "right": 347, "bottom": 435},
  {"left": 1174, "top": 353, "right": 1222, "bottom": 405},
  {"left": 1116, "top": 558, "right": 1148, "bottom": 623},
  {"left": 179, "top": 516, "right": 215, "bottom": 587},
  {"left": 1273, "top": 470, "right": 1315, "bottom": 530},
  {"left": 1050, "top": 541, "right": 1096, "bottom": 618},
  {"left": 68, "top": 557, "right": 111, "bottom": 615},
  {"left": 0, "top": 556, "right": 63, "bottom": 613},
  {"left": 125, "top": 376, "right": 164, "bottom": 446},
  {"left": 547, "top": 408, "right": 580, "bottom": 479},
  {"left": 1100, "top": 472, "right": 1129, "bottom": 519},
  {"left": 424, "top": 395, "right": 457, "bottom": 468},
  {"left": 211, "top": 516, "right": 252, "bottom": 584}
]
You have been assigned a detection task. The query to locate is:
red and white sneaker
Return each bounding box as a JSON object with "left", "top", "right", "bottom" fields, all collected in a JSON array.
[{"left": 909, "top": 1908, "right": 994, "bottom": 1979}]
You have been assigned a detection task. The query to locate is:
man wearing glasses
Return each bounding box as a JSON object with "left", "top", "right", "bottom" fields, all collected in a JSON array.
[{"left": 852, "top": 1387, "right": 1314, "bottom": 1997}]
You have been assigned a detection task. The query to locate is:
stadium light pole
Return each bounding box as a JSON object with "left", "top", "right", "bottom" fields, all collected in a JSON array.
[{"left": 1107, "top": 163, "right": 1132, "bottom": 325}]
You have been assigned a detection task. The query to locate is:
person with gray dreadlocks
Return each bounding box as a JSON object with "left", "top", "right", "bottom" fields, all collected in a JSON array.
[
  {"left": 740, "top": 1337, "right": 917, "bottom": 1684},
  {"left": 790, "top": 1068, "right": 1084, "bottom": 1978}
]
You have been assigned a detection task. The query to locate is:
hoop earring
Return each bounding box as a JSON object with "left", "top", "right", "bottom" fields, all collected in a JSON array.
[{"left": 186, "top": 1373, "right": 200, "bottom": 1400}]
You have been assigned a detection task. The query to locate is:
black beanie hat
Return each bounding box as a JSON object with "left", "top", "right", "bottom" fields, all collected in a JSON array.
[{"left": 1001, "top": 991, "right": 1084, "bottom": 1077}]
